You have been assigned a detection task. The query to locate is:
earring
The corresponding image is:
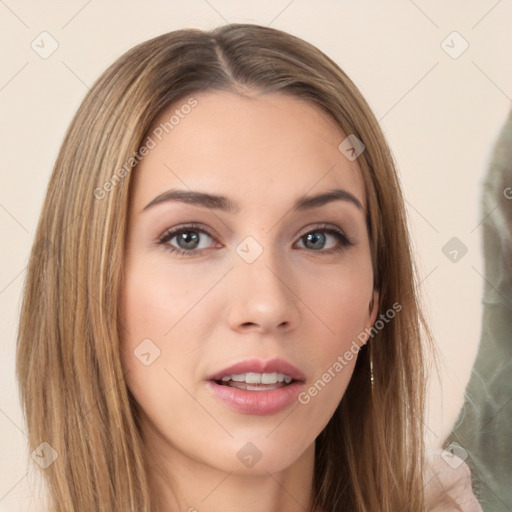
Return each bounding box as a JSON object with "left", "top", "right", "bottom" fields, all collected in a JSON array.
[{"left": 369, "top": 346, "right": 375, "bottom": 388}]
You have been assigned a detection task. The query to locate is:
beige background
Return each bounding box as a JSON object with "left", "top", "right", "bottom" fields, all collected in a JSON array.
[{"left": 1, "top": 1, "right": 511, "bottom": 509}]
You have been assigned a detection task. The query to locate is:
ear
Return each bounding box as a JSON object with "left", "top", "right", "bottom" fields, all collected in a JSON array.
[
  {"left": 358, "top": 290, "right": 380, "bottom": 347},
  {"left": 367, "top": 289, "right": 380, "bottom": 329}
]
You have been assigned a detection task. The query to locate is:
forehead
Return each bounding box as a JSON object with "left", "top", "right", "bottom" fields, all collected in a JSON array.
[{"left": 133, "top": 90, "right": 366, "bottom": 211}]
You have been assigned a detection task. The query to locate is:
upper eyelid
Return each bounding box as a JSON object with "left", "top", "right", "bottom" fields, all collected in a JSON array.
[{"left": 158, "top": 223, "right": 216, "bottom": 241}]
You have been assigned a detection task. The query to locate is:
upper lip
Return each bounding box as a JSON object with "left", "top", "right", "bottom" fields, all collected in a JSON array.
[{"left": 207, "top": 357, "right": 306, "bottom": 382}]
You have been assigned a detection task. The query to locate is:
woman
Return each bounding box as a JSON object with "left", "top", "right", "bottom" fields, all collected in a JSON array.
[{"left": 16, "top": 23, "right": 479, "bottom": 511}]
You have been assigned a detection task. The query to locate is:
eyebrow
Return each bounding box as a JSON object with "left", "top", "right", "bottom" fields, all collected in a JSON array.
[{"left": 142, "top": 188, "right": 364, "bottom": 213}]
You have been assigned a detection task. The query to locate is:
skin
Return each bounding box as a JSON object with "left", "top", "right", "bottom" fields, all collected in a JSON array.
[{"left": 120, "top": 89, "right": 379, "bottom": 512}]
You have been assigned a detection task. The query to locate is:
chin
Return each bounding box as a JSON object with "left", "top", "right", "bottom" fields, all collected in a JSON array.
[{"left": 203, "top": 436, "right": 311, "bottom": 475}]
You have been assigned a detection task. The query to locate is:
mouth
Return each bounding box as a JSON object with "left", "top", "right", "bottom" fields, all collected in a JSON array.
[{"left": 205, "top": 357, "right": 306, "bottom": 415}]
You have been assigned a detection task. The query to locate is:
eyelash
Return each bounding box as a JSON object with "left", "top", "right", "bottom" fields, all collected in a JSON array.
[{"left": 157, "top": 222, "right": 354, "bottom": 257}]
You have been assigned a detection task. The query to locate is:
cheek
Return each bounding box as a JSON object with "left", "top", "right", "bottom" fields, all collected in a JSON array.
[
  {"left": 119, "top": 260, "right": 222, "bottom": 397},
  {"left": 299, "top": 261, "right": 374, "bottom": 344},
  {"left": 120, "top": 259, "right": 221, "bottom": 344},
  {"left": 290, "top": 262, "right": 373, "bottom": 421},
  {"left": 118, "top": 263, "right": 218, "bottom": 440}
]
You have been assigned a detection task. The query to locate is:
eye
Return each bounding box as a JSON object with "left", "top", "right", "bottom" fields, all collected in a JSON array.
[
  {"left": 295, "top": 224, "right": 353, "bottom": 253},
  {"left": 157, "top": 223, "right": 218, "bottom": 256},
  {"left": 157, "top": 222, "right": 353, "bottom": 257}
]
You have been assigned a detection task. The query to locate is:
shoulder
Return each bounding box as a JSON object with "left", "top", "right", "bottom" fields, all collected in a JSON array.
[{"left": 424, "top": 449, "right": 483, "bottom": 512}]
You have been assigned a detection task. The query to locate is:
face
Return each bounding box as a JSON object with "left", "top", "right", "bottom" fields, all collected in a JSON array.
[{"left": 120, "top": 90, "right": 378, "bottom": 476}]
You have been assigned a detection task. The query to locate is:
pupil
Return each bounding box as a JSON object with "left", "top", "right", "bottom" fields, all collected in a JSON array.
[
  {"left": 305, "top": 232, "right": 325, "bottom": 250},
  {"left": 178, "top": 231, "right": 199, "bottom": 249}
]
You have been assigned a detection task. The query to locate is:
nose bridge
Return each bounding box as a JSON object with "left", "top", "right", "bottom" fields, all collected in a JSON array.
[
  {"left": 227, "top": 234, "right": 300, "bottom": 331},
  {"left": 242, "top": 246, "right": 286, "bottom": 296}
]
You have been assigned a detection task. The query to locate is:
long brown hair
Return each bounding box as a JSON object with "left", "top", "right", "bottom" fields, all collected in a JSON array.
[{"left": 17, "top": 23, "right": 430, "bottom": 511}]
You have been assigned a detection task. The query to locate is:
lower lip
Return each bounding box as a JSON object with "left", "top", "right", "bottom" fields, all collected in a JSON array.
[{"left": 206, "top": 380, "right": 305, "bottom": 415}]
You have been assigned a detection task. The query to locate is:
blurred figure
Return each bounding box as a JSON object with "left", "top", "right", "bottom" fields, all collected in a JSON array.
[{"left": 446, "top": 109, "right": 512, "bottom": 511}]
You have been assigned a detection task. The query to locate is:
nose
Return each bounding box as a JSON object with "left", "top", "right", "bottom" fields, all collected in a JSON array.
[{"left": 225, "top": 248, "right": 301, "bottom": 334}]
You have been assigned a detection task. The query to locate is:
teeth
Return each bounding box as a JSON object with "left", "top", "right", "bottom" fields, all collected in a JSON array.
[
  {"left": 219, "top": 372, "right": 293, "bottom": 384},
  {"left": 246, "top": 373, "right": 262, "bottom": 384},
  {"left": 228, "top": 382, "right": 285, "bottom": 391},
  {"left": 261, "top": 372, "right": 277, "bottom": 384}
]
